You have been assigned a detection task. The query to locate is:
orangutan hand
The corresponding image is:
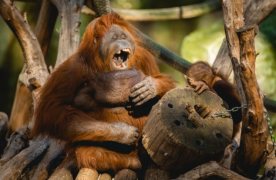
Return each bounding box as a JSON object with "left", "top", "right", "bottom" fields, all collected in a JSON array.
[
  {"left": 187, "top": 77, "right": 209, "bottom": 94},
  {"left": 130, "top": 76, "right": 157, "bottom": 106}
]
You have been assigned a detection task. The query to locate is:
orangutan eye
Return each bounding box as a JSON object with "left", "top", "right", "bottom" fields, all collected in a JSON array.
[
  {"left": 112, "top": 34, "right": 118, "bottom": 40},
  {"left": 121, "top": 33, "right": 126, "bottom": 39}
]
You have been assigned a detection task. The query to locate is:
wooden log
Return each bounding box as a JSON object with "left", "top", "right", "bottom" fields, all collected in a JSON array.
[
  {"left": 0, "top": 112, "right": 8, "bottom": 155},
  {"left": 0, "top": 137, "right": 49, "bottom": 180},
  {"left": 176, "top": 161, "right": 249, "bottom": 180},
  {"left": 75, "top": 168, "right": 98, "bottom": 180},
  {"left": 114, "top": 169, "right": 137, "bottom": 180},
  {"left": 0, "top": 127, "right": 29, "bottom": 166},
  {"left": 48, "top": 168, "right": 73, "bottom": 180},
  {"left": 49, "top": 156, "right": 76, "bottom": 180},
  {"left": 99, "top": 173, "right": 112, "bottom": 180},
  {"left": 142, "top": 88, "right": 233, "bottom": 173},
  {"left": 144, "top": 164, "right": 169, "bottom": 180},
  {"left": 31, "top": 138, "right": 65, "bottom": 180}
]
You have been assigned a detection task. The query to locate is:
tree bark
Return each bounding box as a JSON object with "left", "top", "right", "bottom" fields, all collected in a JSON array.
[
  {"left": 212, "top": 0, "right": 276, "bottom": 79},
  {"left": 0, "top": 0, "right": 49, "bottom": 90},
  {"left": 176, "top": 161, "right": 249, "bottom": 180},
  {"left": 2, "top": 0, "right": 57, "bottom": 131},
  {"left": 0, "top": 127, "right": 29, "bottom": 166},
  {"left": 236, "top": 26, "right": 268, "bottom": 178},
  {"left": 49, "top": 156, "right": 76, "bottom": 180},
  {"left": 114, "top": 169, "right": 137, "bottom": 180},
  {"left": 0, "top": 137, "right": 49, "bottom": 180},
  {"left": 50, "top": 0, "right": 84, "bottom": 67},
  {"left": 222, "top": 0, "right": 269, "bottom": 177},
  {"left": 0, "top": 112, "right": 8, "bottom": 155},
  {"left": 31, "top": 139, "right": 65, "bottom": 180},
  {"left": 142, "top": 88, "right": 232, "bottom": 172}
]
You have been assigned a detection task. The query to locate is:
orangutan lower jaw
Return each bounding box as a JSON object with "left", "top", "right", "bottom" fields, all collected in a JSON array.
[{"left": 111, "top": 48, "right": 131, "bottom": 70}]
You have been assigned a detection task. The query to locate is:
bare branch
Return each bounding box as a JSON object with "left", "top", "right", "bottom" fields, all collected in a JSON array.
[
  {"left": 83, "top": 0, "right": 220, "bottom": 21},
  {"left": 236, "top": 26, "right": 268, "bottom": 177},
  {"left": 50, "top": 0, "right": 84, "bottom": 67},
  {"left": 222, "top": 0, "right": 269, "bottom": 176},
  {"left": 35, "top": 0, "right": 58, "bottom": 56},
  {"left": 0, "top": 0, "right": 48, "bottom": 90},
  {"left": 212, "top": 0, "right": 276, "bottom": 79},
  {"left": 8, "top": 0, "right": 58, "bottom": 131}
]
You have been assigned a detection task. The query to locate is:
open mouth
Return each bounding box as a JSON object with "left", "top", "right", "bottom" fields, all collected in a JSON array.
[{"left": 112, "top": 48, "right": 131, "bottom": 69}]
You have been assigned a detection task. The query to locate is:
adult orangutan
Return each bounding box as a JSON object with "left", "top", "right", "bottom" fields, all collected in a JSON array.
[{"left": 33, "top": 13, "right": 175, "bottom": 172}]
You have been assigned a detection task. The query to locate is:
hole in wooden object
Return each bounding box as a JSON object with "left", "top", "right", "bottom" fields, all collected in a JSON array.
[
  {"left": 215, "top": 132, "right": 223, "bottom": 139},
  {"left": 174, "top": 120, "right": 181, "bottom": 126},
  {"left": 182, "top": 113, "right": 188, "bottom": 119},
  {"left": 194, "top": 105, "right": 209, "bottom": 118},
  {"left": 186, "top": 121, "right": 196, "bottom": 129},
  {"left": 195, "top": 139, "right": 204, "bottom": 146},
  {"left": 168, "top": 103, "right": 173, "bottom": 108}
]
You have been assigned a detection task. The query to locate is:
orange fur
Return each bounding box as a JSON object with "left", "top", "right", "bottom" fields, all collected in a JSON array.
[
  {"left": 186, "top": 61, "right": 241, "bottom": 123},
  {"left": 33, "top": 13, "right": 175, "bottom": 172}
]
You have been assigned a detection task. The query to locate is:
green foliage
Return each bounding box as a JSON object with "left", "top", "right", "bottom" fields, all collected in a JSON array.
[{"left": 180, "top": 13, "right": 276, "bottom": 129}]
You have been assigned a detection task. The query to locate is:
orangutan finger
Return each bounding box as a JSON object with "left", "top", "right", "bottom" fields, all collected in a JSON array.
[
  {"left": 132, "top": 91, "right": 151, "bottom": 104},
  {"left": 130, "top": 86, "right": 148, "bottom": 98},
  {"left": 130, "top": 81, "right": 146, "bottom": 93},
  {"left": 136, "top": 94, "right": 152, "bottom": 106},
  {"left": 196, "top": 85, "right": 206, "bottom": 94}
]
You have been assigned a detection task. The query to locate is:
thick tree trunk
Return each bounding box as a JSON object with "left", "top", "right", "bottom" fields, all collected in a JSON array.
[{"left": 142, "top": 88, "right": 233, "bottom": 173}]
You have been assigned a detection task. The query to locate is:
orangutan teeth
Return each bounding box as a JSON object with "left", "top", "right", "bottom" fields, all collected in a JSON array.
[{"left": 113, "top": 49, "right": 130, "bottom": 63}]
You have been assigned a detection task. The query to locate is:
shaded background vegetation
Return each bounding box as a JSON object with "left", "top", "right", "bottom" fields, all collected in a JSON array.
[{"left": 0, "top": 0, "right": 275, "bottom": 128}]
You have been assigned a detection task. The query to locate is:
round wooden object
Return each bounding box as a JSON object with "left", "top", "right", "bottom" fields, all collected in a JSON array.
[
  {"left": 142, "top": 88, "right": 233, "bottom": 172},
  {"left": 48, "top": 168, "right": 73, "bottom": 180},
  {"left": 98, "top": 173, "right": 112, "bottom": 180},
  {"left": 75, "top": 168, "right": 98, "bottom": 180},
  {"left": 114, "top": 169, "right": 137, "bottom": 180}
]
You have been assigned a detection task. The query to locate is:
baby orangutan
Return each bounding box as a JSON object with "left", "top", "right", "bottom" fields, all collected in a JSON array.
[{"left": 186, "top": 61, "right": 242, "bottom": 168}]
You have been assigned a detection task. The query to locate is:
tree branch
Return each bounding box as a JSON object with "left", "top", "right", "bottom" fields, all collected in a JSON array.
[
  {"left": 212, "top": 0, "right": 276, "bottom": 79},
  {"left": 8, "top": 0, "right": 58, "bottom": 131},
  {"left": 236, "top": 26, "right": 268, "bottom": 178},
  {"left": 0, "top": 0, "right": 49, "bottom": 90},
  {"left": 222, "top": 0, "right": 269, "bottom": 177},
  {"left": 50, "top": 0, "right": 84, "bottom": 67},
  {"left": 83, "top": 0, "right": 220, "bottom": 21}
]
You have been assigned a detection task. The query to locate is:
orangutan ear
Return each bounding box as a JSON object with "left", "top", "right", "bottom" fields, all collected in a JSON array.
[{"left": 93, "top": 38, "right": 97, "bottom": 45}]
